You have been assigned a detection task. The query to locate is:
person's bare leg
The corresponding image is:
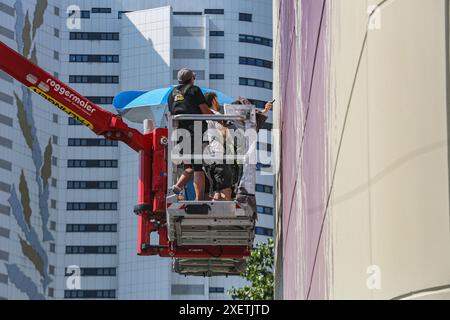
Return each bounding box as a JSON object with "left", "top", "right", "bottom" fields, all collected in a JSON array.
[
  {"left": 222, "top": 188, "right": 232, "bottom": 201},
  {"left": 175, "top": 166, "right": 194, "bottom": 190},
  {"left": 212, "top": 189, "right": 231, "bottom": 201},
  {"left": 193, "top": 171, "right": 205, "bottom": 200}
]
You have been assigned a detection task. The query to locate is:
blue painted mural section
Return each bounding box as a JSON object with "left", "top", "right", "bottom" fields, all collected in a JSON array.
[
  {"left": 5, "top": 264, "right": 46, "bottom": 300},
  {"left": 8, "top": 188, "right": 51, "bottom": 288}
]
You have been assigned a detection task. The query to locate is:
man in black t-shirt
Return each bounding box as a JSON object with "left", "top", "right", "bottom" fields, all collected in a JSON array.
[{"left": 168, "top": 68, "right": 213, "bottom": 200}]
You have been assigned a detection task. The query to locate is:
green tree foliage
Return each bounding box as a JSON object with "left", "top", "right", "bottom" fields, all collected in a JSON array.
[{"left": 228, "top": 238, "right": 274, "bottom": 300}]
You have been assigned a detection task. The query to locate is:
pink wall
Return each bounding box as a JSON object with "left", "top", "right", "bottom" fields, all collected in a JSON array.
[{"left": 279, "top": 0, "right": 329, "bottom": 300}]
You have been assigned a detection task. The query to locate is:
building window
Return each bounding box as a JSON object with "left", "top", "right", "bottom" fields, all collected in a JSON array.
[
  {"left": 0, "top": 181, "right": 10, "bottom": 194},
  {"left": 239, "top": 13, "right": 252, "bottom": 22},
  {"left": 86, "top": 97, "right": 114, "bottom": 105},
  {"left": 65, "top": 267, "right": 116, "bottom": 277},
  {"left": 49, "top": 243, "right": 55, "bottom": 253},
  {"left": 68, "top": 118, "right": 81, "bottom": 125},
  {"left": 173, "top": 27, "right": 205, "bottom": 37},
  {"left": 239, "top": 56, "right": 273, "bottom": 69},
  {"left": 50, "top": 199, "right": 57, "bottom": 209},
  {"left": 0, "top": 159, "right": 12, "bottom": 171},
  {"left": 257, "top": 142, "right": 272, "bottom": 152},
  {"left": 255, "top": 227, "right": 273, "bottom": 237},
  {"left": 239, "top": 34, "right": 272, "bottom": 47},
  {"left": 69, "top": 32, "right": 119, "bottom": 41},
  {"left": 67, "top": 181, "right": 118, "bottom": 189},
  {"left": 210, "top": 53, "right": 224, "bottom": 59},
  {"left": 0, "top": 91, "right": 13, "bottom": 104},
  {"left": 70, "top": 55, "right": 81, "bottom": 63},
  {"left": 54, "top": 6, "right": 60, "bottom": 16},
  {"left": 0, "top": 113, "right": 13, "bottom": 126},
  {"left": 0, "top": 136, "right": 12, "bottom": 149},
  {"left": 0, "top": 204, "right": 10, "bottom": 216},
  {"left": 171, "top": 284, "right": 204, "bottom": 295},
  {"left": 239, "top": 77, "right": 273, "bottom": 90},
  {"left": 0, "top": 249, "right": 9, "bottom": 261},
  {"left": 67, "top": 160, "right": 118, "bottom": 168},
  {"left": 66, "top": 224, "right": 117, "bottom": 233},
  {"left": 91, "top": 8, "right": 111, "bottom": 14},
  {"left": 54, "top": 28, "right": 60, "bottom": 38},
  {"left": 52, "top": 114, "right": 58, "bottom": 123},
  {"left": 52, "top": 135, "right": 58, "bottom": 145},
  {"left": 66, "top": 202, "right": 118, "bottom": 211},
  {"left": 48, "top": 288, "right": 54, "bottom": 298},
  {"left": 0, "top": 3, "right": 14, "bottom": 16},
  {"left": 69, "top": 75, "right": 119, "bottom": 84},
  {"left": 256, "top": 184, "right": 273, "bottom": 194},
  {"left": 68, "top": 10, "right": 90, "bottom": 19},
  {"left": 210, "top": 74, "right": 224, "bottom": 80},
  {"left": 50, "top": 221, "right": 56, "bottom": 231},
  {"left": 173, "top": 70, "right": 205, "bottom": 81},
  {"left": 256, "top": 205, "right": 274, "bottom": 215},
  {"left": 0, "top": 25, "right": 14, "bottom": 40},
  {"left": 173, "top": 11, "right": 202, "bottom": 15},
  {"left": 209, "top": 287, "right": 225, "bottom": 293},
  {"left": 69, "top": 55, "right": 119, "bottom": 63},
  {"left": 0, "top": 273, "right": 8, "bottom": 284},
  {"left": 64, "top": 290, "right": 116, "bottom": 299},
  {"left": 0, "top": 70, "right": 12, "bottom": 83},
  {"left": 68, "top": 138, "right": 119, "bottom": 147},
  {"left": 0, "top": 227, "right": 10, "bottom": 239},
  {"left": 173, "top": 49, "right": 205, "bottom": 59},
  {"left": 210, "top": 31, "right": 224, "bottom": 37},
  {"left": 51, "top": 178, "right": 57, "bottom": 188},
  {"left": 51, "top": 156, "right": 57, "bottom": 166},
  {"left": 118, "top": 11, "right": 132, "bottom": 19},
  {"left": 256, "top": 162, "right": 272, "bottom": 171},
  {"left": 49, "top": 265, "right": 55, "bottom": 276},
  {"left": 204, "top": 9, "right": 224, "bottom": 14},
  {"left": 65, "top": 246, "right": 117, "bottom": 255},
  {"left": 81, "top": 10, "right": 90, "bottom": 18}
]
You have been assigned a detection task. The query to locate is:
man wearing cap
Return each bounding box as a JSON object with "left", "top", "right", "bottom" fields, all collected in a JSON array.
[{"left": 168, "top": 68, "right": 213, "bottom": 200}]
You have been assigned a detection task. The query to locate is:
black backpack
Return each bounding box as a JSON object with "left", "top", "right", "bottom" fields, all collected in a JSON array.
[{"left": 169, "top": 85, "right": 198, "bottom": 115}]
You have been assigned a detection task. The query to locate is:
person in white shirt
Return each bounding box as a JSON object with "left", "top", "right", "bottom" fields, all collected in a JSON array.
[{"left": 204, "top": 92, "right": 234, "bottom": 201}]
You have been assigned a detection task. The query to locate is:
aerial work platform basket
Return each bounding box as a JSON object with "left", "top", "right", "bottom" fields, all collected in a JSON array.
[
  {"left": 166, "top": 200, "right": 256, "bottom": 247},
  {"left": 166, "top": 109, "right": 258, "bottom": 276},
  {"left": 174, "top": 258, "right": 247, "bottom": 277}
]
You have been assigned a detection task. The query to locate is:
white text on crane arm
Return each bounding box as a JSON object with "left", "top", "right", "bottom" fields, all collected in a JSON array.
[{"left": 46, "top": 78, "right": 97, "bottom": 114}]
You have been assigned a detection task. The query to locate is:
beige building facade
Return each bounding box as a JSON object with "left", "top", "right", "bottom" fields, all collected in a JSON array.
[{"left": 273, "top": 0, "right": 450, "bottom": 300}]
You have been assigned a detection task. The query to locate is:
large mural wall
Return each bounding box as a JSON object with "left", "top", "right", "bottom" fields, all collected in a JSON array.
[{"left": 3, "top": 0, "right": 54, "bottom": 299}]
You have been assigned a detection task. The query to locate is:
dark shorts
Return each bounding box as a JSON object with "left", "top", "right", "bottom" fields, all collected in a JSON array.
[
  {"left": 185, "top": 163, "right": 204, "bottom": 172},
  {"left": 211, "top": 164, "right": 233, "bottom": 192},
  {"left": 178, "top": 120, "right": 205, "bottom": 172}
]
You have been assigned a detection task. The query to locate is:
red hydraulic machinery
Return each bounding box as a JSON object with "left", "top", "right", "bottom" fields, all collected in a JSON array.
[{"left": 0, "top": 41, "right": 252, "bottom": 274}]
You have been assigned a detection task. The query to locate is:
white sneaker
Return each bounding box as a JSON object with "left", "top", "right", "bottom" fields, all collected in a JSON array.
[{"left": 169, "top": 185, "right": 182, "bottom": 195}]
